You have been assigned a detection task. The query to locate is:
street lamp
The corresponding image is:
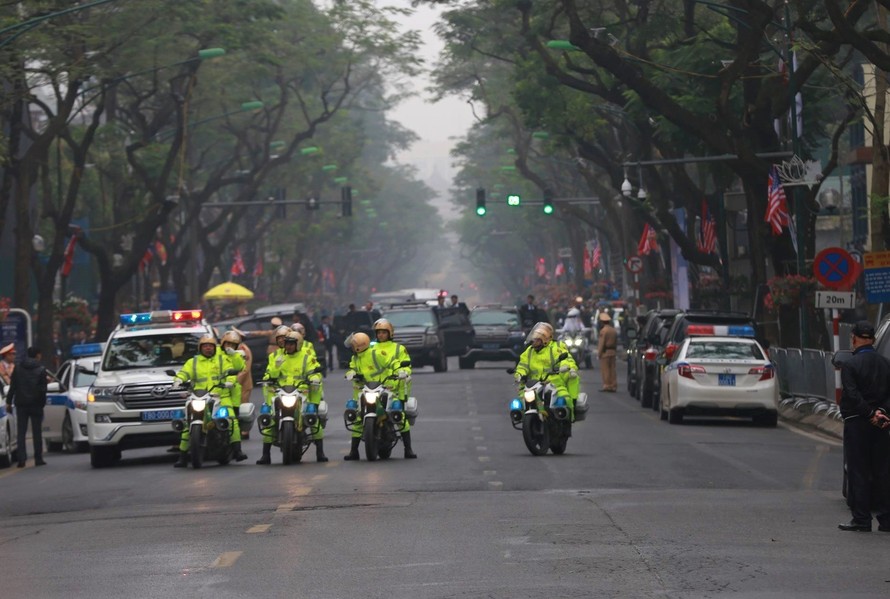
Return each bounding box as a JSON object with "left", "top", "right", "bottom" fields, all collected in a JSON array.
[{"left": 620, "top": 167, "right": 648, "bottom": 200}]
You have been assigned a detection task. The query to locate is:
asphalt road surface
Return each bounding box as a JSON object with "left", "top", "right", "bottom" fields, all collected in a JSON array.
[{"left": 0, "top": 358, "right": 884, "bottom": 598}]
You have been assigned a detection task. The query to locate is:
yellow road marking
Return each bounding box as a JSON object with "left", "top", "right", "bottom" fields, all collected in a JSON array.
[
  {"left": 246, "top": 524, "right": 271, "bottom": 534},
  {"left": 290, "top": 486, "right": 312, "bottom": 496},
  {"left": 211, "top": 551, "right": 242, "bottom": 568},
  {"left": 276, "top": 503, "right": 297, "bottom": 512},
  {"left": 802, "top": 444, "right": 828, "bottom": 490}
]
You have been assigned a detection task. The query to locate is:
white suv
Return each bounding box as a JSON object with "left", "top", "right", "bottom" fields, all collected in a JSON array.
[{"left": 86, "top": 310, "right": 214, "bottom": 468}]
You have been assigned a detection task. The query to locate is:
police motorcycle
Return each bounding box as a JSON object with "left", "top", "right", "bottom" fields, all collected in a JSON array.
[
  {"left": 559, "top": 330, "right": 592, "bottom": 369},
  {"left": 343, "top": 362, "right": 416, "bottom": 461},
  {"left": 258, "top": 368, "right": 327, "bottom": 465},
  {"left": 168, "top": 369, "right": 255, "bottom": 468},
  {"left": 507, "top": 355, "right": 588, "bottom": 456}
]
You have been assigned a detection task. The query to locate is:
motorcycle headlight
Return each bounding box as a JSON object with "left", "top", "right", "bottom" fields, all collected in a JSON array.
[
  {"left": 281, "top": 395, "right": 297, "bottom": 408},
  {"left": 523, "top": 389, "right": 536, "bottom": 403},
  {"left": 191, "top": 398, "right": 206, "bottom": 412},
  {"left": 364, "top": 391, "right": 379, "bottom": 404},
  {"left": 88, "top": 386, "right": 117, "bottom": 402}
]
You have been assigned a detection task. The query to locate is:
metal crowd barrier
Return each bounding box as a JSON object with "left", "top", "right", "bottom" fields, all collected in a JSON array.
[{"left": 772, "top": 346, "right": 837, "bottom": 404}]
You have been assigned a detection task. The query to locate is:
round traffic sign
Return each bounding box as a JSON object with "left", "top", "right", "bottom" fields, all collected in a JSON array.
[
  {"left": 625, "top": 255, "right": 643, "bottom": 274},
  {"left": 813, "top": 247, "right": 857, "bottom": 290}
]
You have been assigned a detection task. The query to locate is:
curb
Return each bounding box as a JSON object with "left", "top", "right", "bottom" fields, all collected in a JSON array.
[{"left": 778, "top": 395, "right": 843, "bottom": 440}]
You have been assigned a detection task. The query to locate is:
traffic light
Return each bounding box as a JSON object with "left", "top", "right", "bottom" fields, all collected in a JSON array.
[
  {"left": 340, "top": 186, "right": 352, "bottom": 217},
  {"left": 269, "top": 187, "right": 286, "bottom": 218},
  {"left": 543, "top": 190, "right": 554, "bottom": 215},
  {"left": 506, "top": 193, "right": 521, "bottom": 207},
  {"left": 475, "top": 187, "right": 487, "bottom": 216}
]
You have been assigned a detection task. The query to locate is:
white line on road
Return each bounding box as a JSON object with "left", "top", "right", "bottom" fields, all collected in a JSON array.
[
  {"left": 778, "top": 421, "right": 842, "bottom": 447},
  {"left": 488, "top": 481, "right": 503, "bottom": 489},
  {"left": 246, "top": 524, "right": 271, "bottom": 534},
  {"left": 802, "top": 444, "right": 829, "bottom": 490},
  {"left": 211, "top": 551, "right": 242, "bottom": 568},
  {"left": 478, "top": 456, "right": 490, "bottom": 462},
  {"left": 476, "top": 446, "right": 487, "bottom": 452},
  {"left": 483, "top": 470, "right": 497, "bottom": 476}
]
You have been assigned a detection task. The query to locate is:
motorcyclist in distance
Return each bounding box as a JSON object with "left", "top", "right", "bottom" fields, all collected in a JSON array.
[
  {"left": 257, "top": 331, "right": 327, "bottom": 464},
  {"left": 172, "top": 335, "right": 246, "bottom": 467},
  {"left": 514, "top": 322, "right": 580, "bottom": 422},
  {"left": 344, "top": 320, "right": 416, "bottom": 460}
]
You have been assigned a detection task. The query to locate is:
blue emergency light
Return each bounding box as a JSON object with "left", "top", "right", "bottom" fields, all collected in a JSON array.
[
  {"left": 510, "top": 399, "right": 523, "bottom": 411},
  {"left": 119, "top": 309, "right": 203, "bottom": 326},
  {"left": 213, "top": 406, "right": 230, "bottom": 419},
  {"left": 71, "top": 342, "right": 104, "bottom": 357}
]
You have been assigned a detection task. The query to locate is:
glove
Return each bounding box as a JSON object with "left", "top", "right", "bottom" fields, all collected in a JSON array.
[
  {"left": 568, "top": 369, "right": 579, "bottom": 378},
  {"left": 275, "top": 356, "right": 285, "bottom": 367},
  {"left": 309, "top": 376, "right": 321, "bottom": 387},
  {"left": 225, "top": 347, "right": 235, "bottom": 356},
  {"left": 222, "top": 382, "right": 234, "bottom": 389},
  {"left": 345, "top": 370, "right": 356, "bottom": 381},
  {"left": 397, "top": 369, "right": 409, "bottom": 380},
  {"left": 559, "top": 364, "right": 570, "bottom": 373},
  {"left": 171, "top": 379, "right": 183, "bottom": 389},
  {"left": 514, "top": 373, "right": 523, "bottom": 384}
]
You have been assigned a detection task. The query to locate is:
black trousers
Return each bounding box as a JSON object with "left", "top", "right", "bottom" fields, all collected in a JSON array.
[
  {"left": 15, "top": 405, "right": 44, "bottom": 463},
  {"left": 844, "top": 416, "right": 890, "bottom": 525}
]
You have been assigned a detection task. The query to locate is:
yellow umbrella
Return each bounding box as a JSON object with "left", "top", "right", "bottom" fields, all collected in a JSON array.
[{"left": 202, "top": 281, "right": 254, "bottom": 301}]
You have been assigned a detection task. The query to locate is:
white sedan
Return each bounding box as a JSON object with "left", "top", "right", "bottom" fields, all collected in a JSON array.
[
  {"left": 659, "top": 335, "right": 778, "bottom": 426},
  {"left": 0, "top": 383, "right": 18, "bottom": 467},
  {"left": 44, "top": 344, "right": 103, "bottom": 453}
]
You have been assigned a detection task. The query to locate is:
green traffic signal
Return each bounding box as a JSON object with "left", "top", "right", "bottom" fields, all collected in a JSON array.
[
  {"left": 506, "top": 193, "right": 521, "bottom": 206},
  {"left": 476, "top": 205, "right": 487, "bottom": 216},
  {"left": 543, "top": 202, "right": 554, "bottom": 215},
  {"left": 476, "top": 187, "right": 487, "bottom": 217}
]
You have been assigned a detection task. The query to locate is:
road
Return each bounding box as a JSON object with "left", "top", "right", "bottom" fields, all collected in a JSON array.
[{"left": 0, "top": 358, "right": 883, "bottom": 598}]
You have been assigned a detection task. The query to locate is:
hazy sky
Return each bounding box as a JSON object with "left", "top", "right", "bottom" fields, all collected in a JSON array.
[{"left": 391, "top": 3, "right": 475, "bottom": 186}]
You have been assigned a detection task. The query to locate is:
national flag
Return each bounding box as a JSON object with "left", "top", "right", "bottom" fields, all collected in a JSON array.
[
  {"left": 554, "top": 262, "right": 565, "bottom": 277},
  {"left": 637, "top": 223, "right": 658, "bottom": 256},
  {"left": 138, "top": 247, "right": 153, "bottom": 273},
  {"left": 231, "top": 248, "right": 246, "bottom": 277},
  {"left": 535, "top": 257, "right": 546, "bottom": 278},
  {"left": 697, "top": 199, "right": 717, "bottom": 255},
  {"left": 252, "top": 255, "right": 263, "bottom": 277},
  {"left": 153, "top": 240, "right": 167, "bottom": 266},
  {"left": 765, "top": 165, "right": 790, "bottom": 236},
  {"left": 592, "top": 242, "right": 602, "bottom": 268},
  {"left": 61, "top": 235, "right": 78, "bottom": 277},
  {"left": 583, "top": 248, "right": 592, "bottom": 276}
]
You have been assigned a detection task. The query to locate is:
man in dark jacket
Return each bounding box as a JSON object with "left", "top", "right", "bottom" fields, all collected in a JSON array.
[
  {"left": 4, "top": 347, "right": 48, "bottom": 468},
  {"left": 838, "top": 321, "right": 890, "bottom": 531}
]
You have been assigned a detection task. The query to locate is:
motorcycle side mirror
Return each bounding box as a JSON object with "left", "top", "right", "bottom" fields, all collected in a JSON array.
[
  {"left": 400, "top": 360, "right": 411, "bottom": 367},
  {"left": 226, "top": 368, "right": 240, "bottom": 376},
  {"left": 165, "top": 369, "right": 177, "bottom": 377},
  {"left": 506, "top": 368, "right": 516, "bottom": 375}
]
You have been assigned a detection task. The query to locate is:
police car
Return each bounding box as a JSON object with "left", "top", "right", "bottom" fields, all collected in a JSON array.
[
  {"left": 659, "top": 325, "right": 778, "bottom": 426},
  {"left": 0, "top": 386, "right": 17, "bottom": 467},
  {"left": 87, "top": 310, "right": 214, "bottom": 468},
  {"left": 44, "top": 343, "right": 104, "bottom": 453}
]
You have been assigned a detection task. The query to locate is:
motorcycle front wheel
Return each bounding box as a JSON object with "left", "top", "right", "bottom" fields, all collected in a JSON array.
[
  {"left": 549, "top": 421, "right": 570, "bottom": 455},
  {"left": 281, "top": 422, "right": 295, "bottom": 465},
  {"left": 377, "top": 421, "right": 397, "bottom": 460},
  {"left": 363, "top": 416, "right": 378, "bottom": 461},
  {"left": 190, "top": 424, "right": 204, "bottom": 469},
  {"left": 521, "top": 413, "right": 549, "bottom": 456}
]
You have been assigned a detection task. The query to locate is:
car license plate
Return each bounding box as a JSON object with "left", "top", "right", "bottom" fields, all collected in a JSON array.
[
  {"left": 483, "top": 343, "right": 499, "bottom": 350},
  {"left": 718, "top": 374, "right": 736, "bottom": 386},
  {"left": 141, "top": 410, "right": 178, "bottom": 422}
]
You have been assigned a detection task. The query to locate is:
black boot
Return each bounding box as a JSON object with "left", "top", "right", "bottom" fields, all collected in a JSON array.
[
  {"left": 315, "top": 439, "right": 329, "bottom": 463},
  {"left": 256, "top": 443, "right": 272, "bottom": 465},
  {"left": 233, "top": 442, "right": 247, "bottom": 462},
  {"left": 402, "top": 431, "right": 417, "bottom": 459},
  {"left": 344, "top": 437, "right": 361, "bottom": 460},
  {"left": 173, "top": 451, "right": 188, "bottom": 468}
]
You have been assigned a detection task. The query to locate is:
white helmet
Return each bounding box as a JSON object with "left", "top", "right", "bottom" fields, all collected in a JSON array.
[{"left": 567, "top": 308, "right": 581, "bottom": 318}]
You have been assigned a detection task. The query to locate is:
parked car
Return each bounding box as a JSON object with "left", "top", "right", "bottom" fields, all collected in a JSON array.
[
  {"left": 333, "top": 309, "right": 376, "bottom": 368},
  {"left": 652, "top": 310, "right": 759, "bottom": 411},
  {"left": 44, "top": 342, "right": 104, "bottom": 453},
  {"left": 460, "top": 305, "right": 526, "bottom": 369},
  {"left": 214, "top": 303, "right": 326, "bottom": 380},
  {"left": 659, "top": 328, "right": 778, "bottom": 426},
  {"left": 626, "top": 309, "right": 681, "bottom": 408}
]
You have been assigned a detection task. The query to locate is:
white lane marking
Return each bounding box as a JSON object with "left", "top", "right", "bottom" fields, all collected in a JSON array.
[
  {"left": 211, "top": 551, "right": 242, "bottom": 568},
  {"left": 483, "top": 470, "right": 497, "bottom": 476},
  {"left": 802, "top": 444, "right": 829, "bottom": 490},
  {"left": 471, "top": 426, "right": 482, "bottom": 432},
  {"left": 478, "top": 456, "right": 490, "bottom": 462},
  {"left": 474, "top": 436, "right": 484, "bottom": 442},
  {"left": 488, "top": 481, "right": 503, "bottom": 489},
  {"left": 289, "top": 486, "right": 312, "bottom": 496},
  {"left": 476, "top": 446, "right": 487, "bottom": 452},
  {"left": 246, "top": 524, "right": 271, "bottom": 534},
  {"left": 778, "top": 421, "right": 842, "bottom": 447}
]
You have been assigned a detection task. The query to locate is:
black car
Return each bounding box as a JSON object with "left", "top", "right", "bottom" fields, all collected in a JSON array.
[
  {"left": 333, "top": 309, "right": 376, "bottom": 368},
  {"left": 214, "top": 303, "right": 327, "bottom": 381},
  {"left": 626, "top": 309, "right": 681, "bottom": 408},
  {"left": 650, "top": 310, "right": 759, "bottom": 411},
  {"left": 381, "top": 303, "right": 475, "bottom": 371},
  {"left": 460, "top": 306, "right": 527, "bottom": 369}
]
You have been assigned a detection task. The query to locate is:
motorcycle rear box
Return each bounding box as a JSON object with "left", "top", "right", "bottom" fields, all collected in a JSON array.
[{"left": 574, "top": 392, "right": 589, "bottom": 421}]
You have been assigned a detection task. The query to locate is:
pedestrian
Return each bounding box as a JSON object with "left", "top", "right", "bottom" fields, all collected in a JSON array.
[
  {"left": 519, "top": 295, "right": 538, "bottom": 332},
  {"left": 597, "top": 312, "right": 618, "bottom": 392},
  {"left": 837, "top": 320, "right": 890, "bottom": 532},
  {"left": 320, "top": 315, "right": 335, "bottom": 371},
  {"left": 0, "top": 343, "right": 16, "bottom": 386},
  {"left": 4, "top": 346, "right": 48, "bottom": 467}
]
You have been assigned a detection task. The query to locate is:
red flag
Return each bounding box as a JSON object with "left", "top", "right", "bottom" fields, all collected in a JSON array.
[
  {"left": 61, "top": 235, "right": 78, "bottom": 277},
  {"left": 583, "top": 248, "right": 592, "bottom": 276},
  {"left": 765, "top": 165, "right": 790, "bottom": 236},
  {"left": 138, "top": 248, "right": 153, "bottom": 273},
  {"left": 154, "top": 240, "right": 167, "bottom": 266},
  {"left": 638, "top": 223, "right": 658, "bottom": 256},
  {"left": 252, "top": 255, "right": 263, "bottom": 277},
  {"left": 697, "top": 199, "right": 717, "bottom": 254},
  {"left": 231, "top": 248, "right": 246, "bottom": 276},
  {"left": 592, "top": 242, "right": 602, "bottom": 268}
]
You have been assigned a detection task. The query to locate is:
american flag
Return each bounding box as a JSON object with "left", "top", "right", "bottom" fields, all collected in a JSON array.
[
  {"left": 765, "top": 165, "right": 790, "bottom": 236},
  {"left": 697, "top": 199, "right": 717, "bottom": 254},
  {"left": 230, "top": 247, "right": 246, "bottom": 276},
  {"left": 591, "top": 242, "right": 601, "bottom": 268},
  {"left": 637, "top": 223, "right": 658, "bottom": 256}
]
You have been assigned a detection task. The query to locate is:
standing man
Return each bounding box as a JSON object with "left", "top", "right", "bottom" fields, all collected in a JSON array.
[
  {"left": 320, "top": 315, "right": 335, "bottom": 372},
  {"left": 4, "top": 347, "right": 48, "bottom": 467},
  {"left": 596, "top": 312, "right": 618, "bottom": 392},
  {"left": 519, "top": 295, "right": 538, "bottom": 332},
  {"left": 837, "top": 320, "right": 890, "bottom": 532}
]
